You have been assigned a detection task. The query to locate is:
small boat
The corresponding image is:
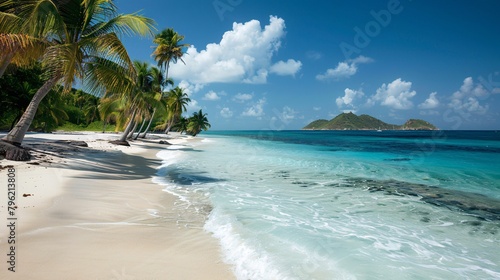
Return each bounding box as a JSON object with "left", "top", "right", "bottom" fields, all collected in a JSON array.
[{"left": 377, "top": 127, "right": 382, "bottom": 132}]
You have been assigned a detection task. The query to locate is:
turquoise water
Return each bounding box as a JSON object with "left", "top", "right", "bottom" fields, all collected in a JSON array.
[{"left": 153, "top": 130, "right": 500, "bottom": 279}]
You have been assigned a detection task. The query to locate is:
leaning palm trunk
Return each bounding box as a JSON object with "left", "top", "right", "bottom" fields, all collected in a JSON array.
[
  {"left": 139, "top": 108, "right": 156, "bottom": 138},
  {"left": 119, "top": 119, "right": 135, "bottom": 142},
  {"left": 164, "top": 117, "right": 176, "bottom": 134},
  {"left": 0, "top": 53, "right": 14, "bottom": 78},
  {"left": 127, "top": 120, "right": 139, "bottom": 139},
  {"left": 118, "top": 110, "right": 137, "bottom": 143},
  {"left": 1, "top": 76, "right": 60, "bottom": 145},
  {"left": 133, "top": 119, "right": 147, "bottom": 140},
  {"left": 164, "top": 122, "right": 172, "bottom": 134}
]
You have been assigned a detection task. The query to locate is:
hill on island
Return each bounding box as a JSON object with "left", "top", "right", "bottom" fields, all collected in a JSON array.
[{"left": 303, "top": 112, "right": 438, "bottom": 130}]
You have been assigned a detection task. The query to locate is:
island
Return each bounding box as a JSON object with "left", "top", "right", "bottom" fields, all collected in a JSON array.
[{"left": 303, "top": 112, "right": 438, "bottom": 130}]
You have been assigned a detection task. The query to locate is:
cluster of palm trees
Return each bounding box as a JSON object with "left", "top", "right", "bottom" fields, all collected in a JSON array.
[{"left": 0, "top": 0, "right": 210, "bottom": 160}]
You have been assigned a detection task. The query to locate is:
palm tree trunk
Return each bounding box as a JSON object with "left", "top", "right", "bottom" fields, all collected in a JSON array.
[
  {"left": 119, "top": 120, "right": 135, "bottom": 142},
  {"left": 165, "top": 61, "right": 170, "bottom": 82},
  {"left": 139, "top": 108, "right": 156, "bottom": 138},
  {"left": 1, "top": 76, "right": 60, "bottom": 145},
  {"left": 127, "top": 120, "right": 139, "bottom": 139},
  {"left": 133, "top": 118, "right": 147, "bottom": 140},
  {"left": 0, "top": 53, "right": 14, "bottom": 78},
  {"left": 118, "top": 110, "right": 137, "bottom": 142},
  {"left": 9, "top": 113, "right": 22, "bottom": 131},
  {"left": 165, "top": 119, "right": 174, "bottom": 134},
  {"left": 165, "top": 114, "right": 177, "bottom": 134}
]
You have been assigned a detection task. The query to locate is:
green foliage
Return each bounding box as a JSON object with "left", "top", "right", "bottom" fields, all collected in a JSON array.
[
  {"left": 0, "top": 64, "right": 73, "bottom": 132},
  {"left": 71, "top": 90, "right": 101, "bottom": 125},
  {"left": 44, "top": 88, "right": 104, "bottom": 131},
  {"left": 402, "top": 119, "right": 438, "bottom": 130},
  {"left": 0, "top": 63, "right": 108, "bottom": 132},
  {"left": 57, "top": 122, "right": 86, "bottom": 131},
  {"left": 0, "top": 64, "right": 44, "bottom": 129},
  {"left": 152, "top": 28, "right": 189, "bottom": 76},
  {"left": 302, "top": 119, "right": 329, "bottom": 130},
  {"left": 172, "top": 116, "right": 188, "bottom": 134},
  {"left": 64, "top": 106, "right": 85, "bottom": 125},
  {"left": 186, "top": 110, "right": 211, "bottom": 136},
  {"left": 1, "top": 0, "right": 157, "bottom": 144},
  {"left": 58, "top": 121, "right": 116, "bottom": 132},
  {"left": 166, "top": 87, "right": 191, "bottom": 122},
  {"left": 304, "top": 112, "right": 437, "bottom": 130},
  {"left": 304, "top": 112, "right": 390, "bottom": 130},
  {"left": 100, "top": 60, "right": 167, "bottom": 136},
  {"left": 32, "top": 88, "right": 69, "bottom": 132},
  {"left": 86, "top": 121, "right": 116, "bottom": 132}
]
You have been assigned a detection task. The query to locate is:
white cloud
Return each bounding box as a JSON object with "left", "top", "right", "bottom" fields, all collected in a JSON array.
[
  {"left": 220, "top": 107, "right": 233, "bottom": 118},
  {"left": 186, "top": 99, "right": 201, "bottom": 113},
  {"left": 454, "top": 77, "right": 488, "bottom": 98},
  {"left": 277, "top": 106, "right": 298, "bottom": 122},
  {"left": 203, "top": 90, "right": 221, "bottom": 101},
  {"left": 170, "top": 16, "right": 298, "bottom": 84},
  {"left": 313, "top": 107, "right": 321, "bottom": 111},
  {"left": 448, "top": 77, "right": 488, "bottom": 115},
  {"left": 316, "top": 55, "right": 373, "bottom": 81},
  {"left": 418, "top": 92, "right": 439, "bottom": 109},
  {"left": 233, "top": 93, "right": 253, "bottom": 103},
  {"left": 242, "top": 98, "right": 266, "bottom": 117},
  {"left": 178, "top": 80, "right": 204, "bottom": 96},
  {"left": 317, "top": 62, "right": 355, "bottom": 80},
  {"left": 243, "top": 69, "right": 268, "bottom": 84},
  {"left": 369, "top": 78, "right": 416, "bottom": 110},
  {"left": 270, "top": 59, "right": 302, "bottom": 76},
  {"left": 336, "top": 88, "right": 364, "bottom": 108},
  {"left": 350, "top": 56, "right": 373, "bottom": 64}
]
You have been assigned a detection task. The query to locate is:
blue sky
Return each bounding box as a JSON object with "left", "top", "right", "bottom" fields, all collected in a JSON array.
[{"left": 117, "top": 0, "right": 500, "bottom": 130}]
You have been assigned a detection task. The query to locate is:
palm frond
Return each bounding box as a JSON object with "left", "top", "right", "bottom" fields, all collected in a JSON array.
[
  {"left": 84, "top": 13, "right": 156, "bottom": 39},
  {"left": 21, "top": 0, "right": 64, "bottom": 39},
  {"left": 0, "top": 33, "right": 32, "bottom": 53},
  {"left": 41, "top": 43, "right": 84, "bottom": 90},
  {"left": 82, "top": 32, "right": 135, "bottom": 73},
  {"left": 0, "top": 11, "right": 22, "bottom": 33},
  {"left": 83, "top": 56, "right": 135, "bottom": 96}
]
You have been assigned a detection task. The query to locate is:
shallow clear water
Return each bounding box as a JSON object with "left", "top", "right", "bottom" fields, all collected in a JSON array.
[{"left": 153, "top": 130, "right": 500, "bottom": 280}]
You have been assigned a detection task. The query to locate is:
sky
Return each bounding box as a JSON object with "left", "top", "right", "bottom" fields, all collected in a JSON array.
[{"left": 116, "top": 0, "right": 500, "bottom": 130}]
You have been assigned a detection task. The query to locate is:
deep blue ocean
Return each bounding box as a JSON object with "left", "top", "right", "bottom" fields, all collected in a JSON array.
[{"left": 153, "top": 130, "right": 500, "bottom": 279}]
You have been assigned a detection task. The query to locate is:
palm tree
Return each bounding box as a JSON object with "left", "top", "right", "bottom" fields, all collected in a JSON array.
[
  {"left": 187, "top": 110, "right": 211, "bottom": 137},
  {"left": 83, "top": 95, "right": 100, "bottom": 124},
  {"left": 152, "top": 28, "right": 189, "bottom": 79},
  {"left": 151, "top": 28, "right": 189, "bottom": 135},
  {"left": 138, "top": 66, "right": 172, "bottom": 138},
  {"left": 165, "top": 86, "right": 191, "bottom": 134},
  {"left": 111, "top": 61, "right": 164, "bottom": 144},
  {"left": 0, "top": 0, "right": 155, "bottom": 157},
  {"left": 172, "top": 116, "right": 189, "bottom": 134},
  {"left": 98, "top": 96, "right": 122, "bottom": 132}
]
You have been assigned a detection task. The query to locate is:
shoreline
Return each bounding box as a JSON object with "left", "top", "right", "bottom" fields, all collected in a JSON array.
[{"left": 0, "top": 132, "right": 235, "bottom": 279}]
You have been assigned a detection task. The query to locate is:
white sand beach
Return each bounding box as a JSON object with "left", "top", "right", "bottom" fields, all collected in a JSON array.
[{"left": 0, "top": 132, "right": 234, "bottom": 279}]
